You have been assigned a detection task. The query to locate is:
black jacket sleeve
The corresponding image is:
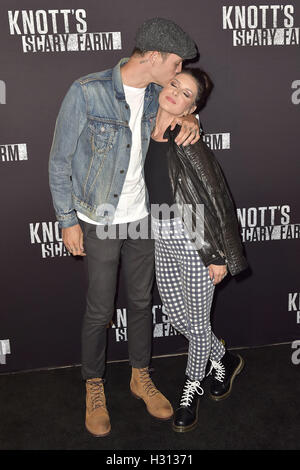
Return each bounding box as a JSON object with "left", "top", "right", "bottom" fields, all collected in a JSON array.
[{"left": 181, "top": 138, "right": 248, "bottom": 275}]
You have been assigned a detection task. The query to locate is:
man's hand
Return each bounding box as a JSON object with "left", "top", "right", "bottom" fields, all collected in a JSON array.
[
  {"left": 171, "top": 114, "right": 201, "bottom": 146},
  {"left": 208, "top": 264, "right": 227, "bottom": 285},
  {"left": 62, "top": 224, "right": 86, "bottom": 256}
]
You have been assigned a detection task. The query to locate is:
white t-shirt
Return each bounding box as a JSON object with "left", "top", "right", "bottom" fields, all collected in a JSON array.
[{"left": 77, "top": 84, "right": 148, "bottom": 225}]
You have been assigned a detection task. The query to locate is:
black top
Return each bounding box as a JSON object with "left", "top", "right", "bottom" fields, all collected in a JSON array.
[
  {"left": 144, "top": 137, "right": 225, "bottom": 265},
  {"left": 144, "top": 138, "right": 175, "bottom": 219}
]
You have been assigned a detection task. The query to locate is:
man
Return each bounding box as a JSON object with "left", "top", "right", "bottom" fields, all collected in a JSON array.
[{"left": 49, "top": 17, "right": 199, "bottom": 437}]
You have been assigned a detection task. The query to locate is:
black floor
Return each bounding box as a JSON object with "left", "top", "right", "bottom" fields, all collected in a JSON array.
[{"left": 0, "top": 343, "right": 299, "bottom": 451}]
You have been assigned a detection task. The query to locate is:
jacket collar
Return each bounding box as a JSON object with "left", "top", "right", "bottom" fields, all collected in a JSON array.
[{"left": 112, "top": 58, "right": 129, "bottom": 101}]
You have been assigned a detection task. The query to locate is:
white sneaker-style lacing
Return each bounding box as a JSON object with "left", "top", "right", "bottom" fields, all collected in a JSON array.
[
  {"left": 211, "top": 360, "right": 226, "bottom": 382},
  {"left": 180, "top": 379, "right": 204, "bottom": 407}
]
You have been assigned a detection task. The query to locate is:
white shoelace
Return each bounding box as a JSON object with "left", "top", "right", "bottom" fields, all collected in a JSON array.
[
  {"left": 180, "top": 379, "right": 204, "bottom": 407},
  {"left": 210, "top": 360, "right": 226, "bottom": 382}
]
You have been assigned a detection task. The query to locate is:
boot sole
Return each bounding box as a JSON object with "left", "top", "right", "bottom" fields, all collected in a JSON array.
[
  {"left": 172, "top": 401, "right": 199, "bottom": 433},
  {"left": 210, "top": 354, "right": 244, "bottom": 401},
  {"left": 131, "top": 390, "right": 173, "bottom": 421},
  {"left": 85, "top": 423, "right": 111, "bottom": 438}
]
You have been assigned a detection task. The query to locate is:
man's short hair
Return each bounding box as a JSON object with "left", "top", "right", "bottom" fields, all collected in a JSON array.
[{"left": 131, "top": 47, "right": 170, "bottom": 61}]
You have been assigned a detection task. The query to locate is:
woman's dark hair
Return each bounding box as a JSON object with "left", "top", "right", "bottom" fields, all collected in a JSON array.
[{"left": 180, "top": 68, "right": 213, "bottom": 112}]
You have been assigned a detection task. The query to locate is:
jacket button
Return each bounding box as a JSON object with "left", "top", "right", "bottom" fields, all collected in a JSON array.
[
  {"left": 125, "top": 104, "right": 129, "bottom": 109},
  {"left": 127, "top": 144, "right": 130, "bottom": 148},
  {"left": 114, "top": 194, "right": 118, "bottom": 198},
  {"left": 120, "top": 170, "right": 124, "bottom": 173}
]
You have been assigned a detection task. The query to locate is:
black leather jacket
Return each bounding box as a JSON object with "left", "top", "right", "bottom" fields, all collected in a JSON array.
[{"left": 165, "top": 126, "right": 248, "bottom": 276}]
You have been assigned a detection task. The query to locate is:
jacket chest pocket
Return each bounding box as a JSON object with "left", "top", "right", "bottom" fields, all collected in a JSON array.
[{"left": 88, "top": 120, "right": 117, "bottom": 155}]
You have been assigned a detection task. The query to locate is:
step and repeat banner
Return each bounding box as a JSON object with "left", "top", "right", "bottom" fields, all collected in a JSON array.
[{"left": 0, "top": 1, "right": 299, "bottom": 373}]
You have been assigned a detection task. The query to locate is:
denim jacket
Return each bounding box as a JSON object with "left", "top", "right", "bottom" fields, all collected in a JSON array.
[{"left": 49, "top": 58, "right": 160, "bottom": 228}]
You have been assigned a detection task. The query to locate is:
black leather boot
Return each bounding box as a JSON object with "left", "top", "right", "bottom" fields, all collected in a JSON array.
[
  {"left": 172, "top": 376, "right": 204, "bottom": 433},
  {"left": 209, "top": 350, "right": 244, "bottom": 401}
]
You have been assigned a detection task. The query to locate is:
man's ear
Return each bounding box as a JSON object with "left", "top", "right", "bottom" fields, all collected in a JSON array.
[{"left": 149, "top": 51, "right": 159, "bottom": 65}]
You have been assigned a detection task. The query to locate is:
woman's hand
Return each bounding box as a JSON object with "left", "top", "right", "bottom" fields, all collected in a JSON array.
[
  {"left": 208, "top": 264, "right": 227, "bottom": 285},
  {"left": 171, "top": 114, "right": 201, "bottom": 146}
]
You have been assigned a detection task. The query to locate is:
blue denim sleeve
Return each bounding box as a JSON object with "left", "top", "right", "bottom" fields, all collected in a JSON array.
[{"left": 48, "top": 80, "right": 87, "bottom": 228}]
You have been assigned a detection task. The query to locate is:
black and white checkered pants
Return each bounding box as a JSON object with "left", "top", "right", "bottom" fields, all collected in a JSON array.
[{"left": 152, "top": 216, "right": 226, "bottom": 381}]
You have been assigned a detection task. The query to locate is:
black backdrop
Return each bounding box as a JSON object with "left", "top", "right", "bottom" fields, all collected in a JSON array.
[{"left": 0, "top": 0, "right": 299, "bottom": 373}]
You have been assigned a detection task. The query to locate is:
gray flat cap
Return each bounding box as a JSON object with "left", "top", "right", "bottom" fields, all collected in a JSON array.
[{"left": 135, "top": 17, "right": 197, "bottom": 60}]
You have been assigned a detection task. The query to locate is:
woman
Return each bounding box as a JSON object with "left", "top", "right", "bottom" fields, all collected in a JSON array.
[{"left": 144, "top": 69, "right": 248, "bottom": 433}]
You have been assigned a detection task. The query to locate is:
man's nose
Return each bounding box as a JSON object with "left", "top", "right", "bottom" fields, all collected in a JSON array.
[{"left": 177, "top": 63, "right": 182, "bottom": 73}]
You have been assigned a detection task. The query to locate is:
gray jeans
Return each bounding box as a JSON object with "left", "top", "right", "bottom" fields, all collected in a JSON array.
[{"left": 79, "top": 217, "right": 154, "bottom": 380}]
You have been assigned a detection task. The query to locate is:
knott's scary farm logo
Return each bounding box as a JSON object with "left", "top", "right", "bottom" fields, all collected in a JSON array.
[
  {"left": 222, "top": 4, "right": 299, "bottom": 46},
  {"left": 0, "top": 80, "right": 6, "bottom": 104},
  {"left": 8, "top": 9, "right": 122, "bottom": 53},
  {"left": 288, "top": 293, "right": 300, "bottom": 365},
  {"left": 0, "top": 340, "right": 11, "bottom": 365},
  {"left": 203, "top": 132, "right": 230, "bottom": 150},
  {"left": 237, "top": 205, "right": 300, "bottom": 242},
  {"left": 110, "top": 305, "right": 181, "bottom": 343},
  {"left": 29, "top": 221, "right": 70, "bottom": 258},
  {"left": 288, "top": 292, "right": 300, "bottom": 325},
  {"left": 0, "top": 143, "right": 27, "bottom": 162}
]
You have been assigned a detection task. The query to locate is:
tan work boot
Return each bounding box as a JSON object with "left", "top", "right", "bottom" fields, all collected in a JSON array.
[
  {"left": 85, "top": 378, "right": 111, "bottom": 437},
  {"left": 130, "top": 367, "right": 173, "bottom": 420}
]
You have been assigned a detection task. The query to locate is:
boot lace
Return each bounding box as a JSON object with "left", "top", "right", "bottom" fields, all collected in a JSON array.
[
  {"left": 87, "top": 379, "right": 105, "bottom": 411},
  {"left": 180, "top": 379, "right": 204, "bottom": 407},
  {"left": 211, "top": 360, "right": 226, "bottom": 382},
  {"left": 139, "top": 368, "right": 159, "bottom": 398}
]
